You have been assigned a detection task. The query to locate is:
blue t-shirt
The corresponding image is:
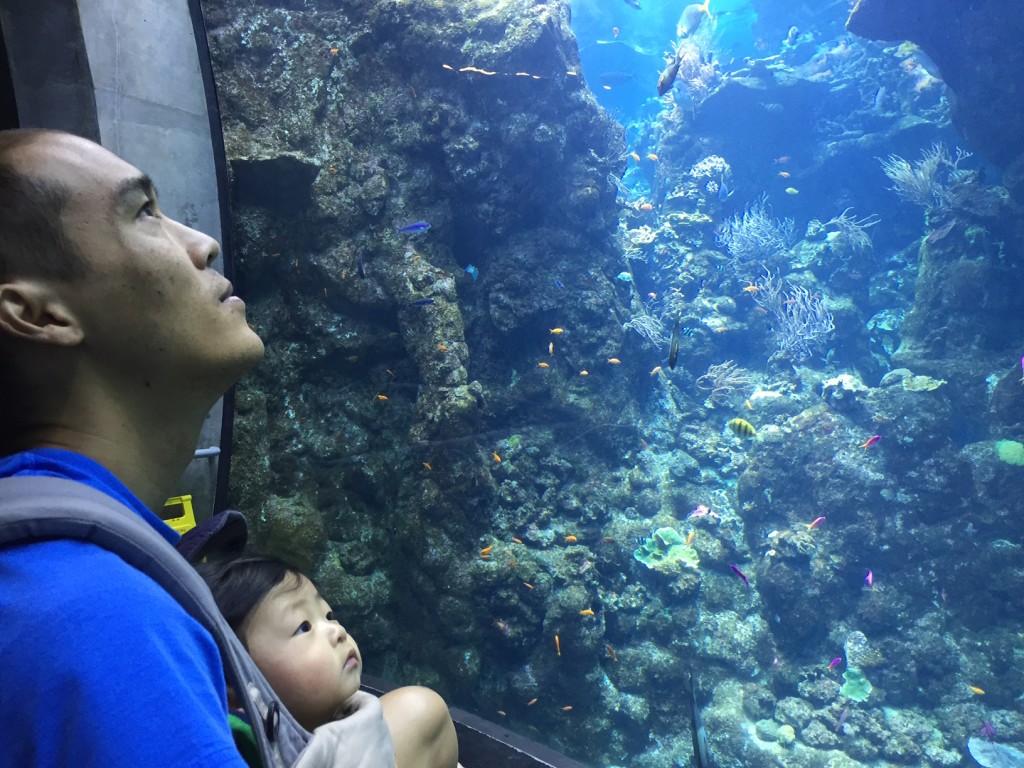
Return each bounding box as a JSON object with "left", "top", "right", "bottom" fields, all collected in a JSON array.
[{"left": 0, "top": 449, "right": 248, "bottom": 768}]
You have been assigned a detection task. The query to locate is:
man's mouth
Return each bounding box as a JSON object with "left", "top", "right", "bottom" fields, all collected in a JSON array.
[{"left": 218, "top": 282, "right": 234, "bottom": 302}]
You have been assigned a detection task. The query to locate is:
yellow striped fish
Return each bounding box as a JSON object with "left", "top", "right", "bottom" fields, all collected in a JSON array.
[{"left": 727, "top": 418, "right": 757, "bottom": 438}]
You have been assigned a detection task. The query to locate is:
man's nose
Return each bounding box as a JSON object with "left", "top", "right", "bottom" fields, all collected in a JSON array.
[{"left": 170, "top": 217, "right": 220, "bottom": 268}]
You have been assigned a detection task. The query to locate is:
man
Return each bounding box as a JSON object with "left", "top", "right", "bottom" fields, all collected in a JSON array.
[{"left": 0, "top": 129, "right": 264, "bottom": 766}]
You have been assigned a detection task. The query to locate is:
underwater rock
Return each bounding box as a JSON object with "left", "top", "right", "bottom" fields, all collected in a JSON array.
[
  {"left": 230, "top": 155, "right": 319, "bottom": 214},
  {"left": 847, "top": 0, "right": 1024, "bottom": 173},
  {"left": 820, "top": 372, "right": 869, "bottom": 412},
  {"left": 968, "top": 736, "right": 1024, "bottom": 768}
]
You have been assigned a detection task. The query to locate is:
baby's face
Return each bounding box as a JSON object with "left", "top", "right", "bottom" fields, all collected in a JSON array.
[{"left": 245, "top": 574, "right": 361, "bottom": 730}]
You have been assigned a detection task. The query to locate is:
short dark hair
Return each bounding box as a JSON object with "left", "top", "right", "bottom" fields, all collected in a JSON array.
[
  {"left": 0, "top": 128, "right": 88, "bottom": 281},
  {"left": 194, "top": 554, "right": 306, "bottom": 647}
]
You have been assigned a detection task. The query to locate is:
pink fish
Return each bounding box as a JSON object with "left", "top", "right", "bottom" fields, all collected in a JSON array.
[
  {"left": 728, "top": 563, "right": 750, "bottom": 587},
  {"left": 807, "top": 516, "right": 825, "bottom": 531},
  {"left": 1020, "top": 355, "right": 1024, "bottom": 383},
  {"left": 860, "top": 435, "right": 882, "bottom": 449},
  {"left": 828, "top": 657, "right": 842, "bottom": 671},
  {"left": 865, "top": 570, "right": 874, "bottom": 589}
]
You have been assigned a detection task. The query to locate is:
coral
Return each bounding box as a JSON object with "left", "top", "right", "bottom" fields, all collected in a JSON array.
[
  {"left": 968, "top": 736, "right": 1024, "bottom": 768},
  {"left": 776, "top": 723, "right": 796, "bottom": 747},
  {"left": 879, "top": 142, "right": 975, "bottom": 213},
  {"left": 822, "top": 208, "right": 880, "bottom": 257},
  {"left": 901, "top": 373, "right": 947, "bottom": 392},
  {"left": 695, "top": 360, "right": 755, "bottom": 406},
  {"left": 996, "top": 439, "right": 1024, "bottom": 466},
  {"left": 839, "top": 668, "right": 873, "bottom": 702},
  {"left": 753, "top": 271, "right": 835, "bottom": 363},
  {"left": 716, "top": 195, "right": 795, "bottom": 272},
  {"left": 623, "top": 314, "right": 667, "bottom": 347},
  {"left": 688, "top": 155, "right": 730, "bottom": 179},
  {"left": 633, "top": 527, "right": 699, "bottom": 571}
]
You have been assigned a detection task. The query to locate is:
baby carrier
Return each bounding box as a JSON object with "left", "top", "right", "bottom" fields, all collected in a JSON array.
[{"left": 0, "top": 476, "right": 393, "bottom": 768}]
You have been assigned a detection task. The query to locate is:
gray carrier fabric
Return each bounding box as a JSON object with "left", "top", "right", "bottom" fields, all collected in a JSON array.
[{"left": 0, "top": 475, "right": 311, "bottom": 767}]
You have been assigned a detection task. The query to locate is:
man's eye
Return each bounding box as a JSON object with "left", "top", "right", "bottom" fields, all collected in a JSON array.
[
  {"left": 138, "top": 201, "right": 157, "bottom": 218},
  {"left": 293, "top": 621, "right": 312, "bottom": 636}
]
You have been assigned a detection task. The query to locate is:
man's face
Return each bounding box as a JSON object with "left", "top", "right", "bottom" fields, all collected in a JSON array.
[
  {"left": 246, "top": 574, "right": 362, "bottom": 731},
  {"left": 23, "top": 133, "right": 263, "bottom": 400}
]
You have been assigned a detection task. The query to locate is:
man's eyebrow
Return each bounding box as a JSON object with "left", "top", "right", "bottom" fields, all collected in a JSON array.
[{"left": 114, "top": 174, "right": 158, "bottom": 207}]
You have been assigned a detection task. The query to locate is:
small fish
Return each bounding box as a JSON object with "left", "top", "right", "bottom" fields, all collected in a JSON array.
[
  {"left": 835, "top": 707, "right": 850, "bottom": 733},
  {"left": 497, "top": 710, "right": 507, "bottom": 717},
  {"left": 871, "top": 85, "right": 886, "bottom": 110},
  {"left": 480, "top": 546, "right": 494, "bottom": 556},
  {"left": 374, "top": 394, "right": 389, "bottom": 402},
  {"left": 537, "top": 362, "right": 550, "bottom": 368},
  {"left": 650, "top": 366, "right": 663, "bottom": 376},
  {"left": 512, "top": 537, "right": 523, "bottom": 545},
  {"left": 646, "top": 153, "right": 659, "bottom": 161},
  {"left": 409, "top": 298, "right": 435, "bottom": 306},
  {"left": 742, "top": 285, "right": 760, "bottom": 293},
  {"left": 718, "top": 173, "right": 734, "bottom": 201},
  {"left": 565, "top": 535, "right": 578, "bottom": 543},
  {"left": 647, "top": 292, "right": 658, "bottom": 300},
  {"left": 580, "top": 370, "right": 589, "bottom": 376},
  {"left": 464, "top": 264, "right": 479, "bottom": 281},
  {"left": 623, "top": 0, "right": 640, "bottom": 8},
  {"left": 728, "top": 563, "right": 750, "bottom": 587},
  {"left": 639, "top": 202, "right": 654, "bottom": 211},
  {"left": 492, "top": 452, "right": 502, "bottom": 463},
  {"left": 777, "top": 171, "right": 791, "bottom": 178},
  {"left": 969, "top": 685, "right": 985, "bottom": 695},
  {"left": 807, "top": 516, "right": 825, "bottom": 531},
  {"left": 579, "top": 608, "right": 595, "bottom": 616},
  {"left": 629, "top": 151, "right": 641, "bottom": 162},
  {"left": 561, "top": 706, "right": 573, "bottom": 712},
  {"left": 865, "top": 570, "right": 874, "bottom": 589},
  {"left": 422, "top": 462, "right": 432, "bottom": 471},
  {"left": 612, "top": 27, "right": 619, "bottom": 38},
  {"left": 860, "top": 435, "right": 882, "bottom": 449},
  {"left": 785, "top": 187, "right": 799, "bottom": 195},
  {"left": 774, "top": 155, "right": 791, "bottom": 164},
  {"left": 527, "top": 697, "right": 539, "bottom": 706},
  {"left": 677, "top": 0, "right": 711, "bottom": 37},
  {"left": 437, "top": 344, "right": 448, "bottom": 351},
  {"left": 550, "top": 327, "right": 565, "bottom": 335},
  {"left": 608, "top": 358, "right": 622, "bottom": 365},
  {"left": 554, "top": 278, "right": 566, "bottom": 290},
  {"left": 555, "top": 635, "right": 561, "bottom": 656},
  {"left": 523, "top": 581, "right": 534, "bottom": 589},
  {"left": 685, "top": 531, "right": 696, "bottom": 546},
  {"left": 548, "top": 342, "right": 554, "bottom": 355},
  {"left": 727, "top": 418, "right": 757, "bottom": 438},
  {"left": 606, "top": 644, "right": 618, "bottom": 662},
  {"left": 356, "top": 253, "right": 366, "bottom": 279},
  {"left": 668, "top": 318, "right": 680, "bottom": 369},
  {"left": 616, "top": 271, "right": 633, "bottom": 282},
  {"left": 785, "top": 26, "right": 799, "bottom": 45},
  {"left": 397, "top": 221, "right": 431, "bottom": 234},
  {"left": 1020, "top": 354, "right": 1024, "bottom": 383},
  {"left": 828, "top": 657, "right": 842, "bottom": 671}
]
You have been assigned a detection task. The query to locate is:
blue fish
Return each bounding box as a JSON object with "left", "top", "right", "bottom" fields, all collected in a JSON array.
[
  {"left": 464, "top": 265, "right": 479, "bottom": 281},
  {"left": 397, "top": 221, "right": 431, "bottom": 234},
  {"left": 718, "top": 174, "right": 734, "bottom": 201},
  {"left": 554, "top": 279, "right": 566, "bottom": 290},
  {"left": 616, "top": 272, "right": 633, "bottom": 283},
  {"left": 409, "top": 298, "right": 435, "bottom": 306}
]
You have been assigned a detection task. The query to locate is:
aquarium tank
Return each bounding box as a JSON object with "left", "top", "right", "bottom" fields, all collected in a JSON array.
[{"left": 201, "top": 0, "right": 1024, "bottom": 765}]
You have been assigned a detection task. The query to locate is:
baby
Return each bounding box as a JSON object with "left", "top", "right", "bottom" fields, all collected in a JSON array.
[{"left": 196, "top": 555, "right": 459, "bottom": 768}]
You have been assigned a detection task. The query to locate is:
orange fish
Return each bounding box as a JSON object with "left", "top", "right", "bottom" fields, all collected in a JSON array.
[
  {"left": 555, "top": 634, "right": 561, "bottom": 656},
  {"left": 685, "top": 531, "right": 695, "bottom": 545},
  {"left": 527, "top": 697, "right": 539, "bottom": 706},
  {"left": 523, "top": 581, "right": 534, "bottom": 589},
  {"left": 538, "top": 362, "right": 550, "bottom": 368},
  {"left": 565, "top": 535, "right": 578, "bottom": 543},
  {"left": 550, "top": 327, "right": 565, "bottom": 335},
  {"left": 646, "top": 153, "right": 659, "bottom": 161},
  {"left": 422, "top": 462, "right": 432, "bottom": 471},
  {"left": 375, "top": 394, "right": 389, "bottom": 401},
  {"left": 608, "top": 358, "right": 621, "bottom": 365},
  {"left": 778, "top": 171, "right": 791, "bottom": 178},
  {"left": 561, "top": 705, "right": 573, "bottom": 712},
  {"left": 650, "top": 366, "right": 663, "bottom": 376},
  {"left": 861, "top": 435, "right": 882, "bottom": 449},
  {"left": 579, "top": 370, "right": 589, "bottom": 376},
  {"left": 579, "top": 608, "right": 595, "bottom": 616},
  {"left": 480, "top": 545, "right": 494, "bottom": 555},
  {"left": 969, "top": 685, "right": 985, "bottom": 695},
  {"left": 492, "top": 452, "right": 502, "bottom": 463},
  {"left": 512, "top": 537, "right": 523, "bottom": 544},
  {"left": 629, "top": 151, "right": 641, "bottom": 162},
  {"left": 647, "top": 292, "right": 657, "bottom": 299},
  {"left": 437, "top": 343, "right": 448, "bottom": 351},
  {"left": 742, "top": 285, "right": 759, "bottom": 293},
  {"left": 606, "top": 644, "right": 618, "bottom": 662},
  {"left": 329, "top": 47, "right": 340, "bottom": 55},
  {"left": 639, "top": 202, "right": 654, "bottom": 211}
]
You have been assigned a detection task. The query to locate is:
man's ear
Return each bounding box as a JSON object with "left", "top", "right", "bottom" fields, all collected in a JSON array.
[{"left": 0, "top": 281, "right": 84, "bottom": 345}]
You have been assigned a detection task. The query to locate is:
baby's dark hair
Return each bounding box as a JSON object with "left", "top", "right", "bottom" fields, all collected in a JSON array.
[{"left": 194, "top": 554, "right": 305, "bottom": 647}]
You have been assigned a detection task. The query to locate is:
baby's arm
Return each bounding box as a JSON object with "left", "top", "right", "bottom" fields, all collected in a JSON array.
[{"left": 379, "top": 686, "right": 459, "bottom": 768}]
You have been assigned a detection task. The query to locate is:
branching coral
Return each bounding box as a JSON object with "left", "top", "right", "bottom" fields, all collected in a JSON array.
[
  {"left": 716, "top": 195, "right": 795, "bottom": 274},
  {"left": 695, "top": 360, "right": 755, "bottom": 405},
  {"left": 878, "top": 143, "right": 974, "bottom": 213},
  {"left": 623, "top": 314, "right": 667, "bottom": 347},
  {"left": 823, "top": 208, "right": 879, "bottom": 256},
  {"left": 753, "top": 271, "right": 835, "bottom": 363}
]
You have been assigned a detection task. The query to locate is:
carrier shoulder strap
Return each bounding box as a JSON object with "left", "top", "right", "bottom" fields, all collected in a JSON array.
[{"left": 0, "top": 475, "right": 311, "bottom": 767}]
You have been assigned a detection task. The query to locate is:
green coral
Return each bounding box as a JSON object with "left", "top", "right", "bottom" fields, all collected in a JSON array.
[
  {"left": 996, "top": 439, "right": 1024, "bottom": 466},
  {"left": 633, "top": 527, "right": 699, "bottom": 571},
  {"left": 840, "top": 667, "right": 873, "bottom": 702}
]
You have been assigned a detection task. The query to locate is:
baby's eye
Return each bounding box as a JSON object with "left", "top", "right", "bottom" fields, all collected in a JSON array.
[
  {"left": 326, "top": 611, "right": 336, "bottom": 622},
  {"left": 293, "top": 620, "right": 312, "bottom": 636}
]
